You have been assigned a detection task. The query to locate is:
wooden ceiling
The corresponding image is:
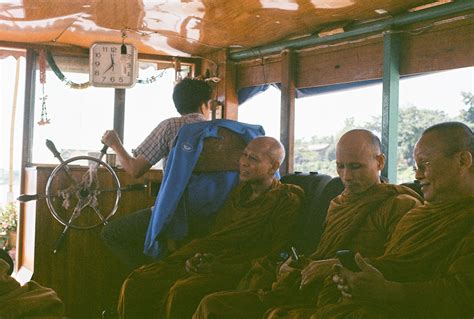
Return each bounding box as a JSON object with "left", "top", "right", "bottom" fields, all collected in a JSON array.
[{"left": 0, "top": 0, "right": 452, "bottom": 58}]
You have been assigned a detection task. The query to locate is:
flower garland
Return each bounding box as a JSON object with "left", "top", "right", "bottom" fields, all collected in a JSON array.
[
  {"left": 37, "top": 49, "right": 50, "bottom": 125},
  {"left": 46, "top": 50, "right": 91, "bottom": 89}
]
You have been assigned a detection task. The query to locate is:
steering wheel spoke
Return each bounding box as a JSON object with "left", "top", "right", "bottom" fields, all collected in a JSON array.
[{"left": 46, "top": 155, "right": 121, "bottom": 230}]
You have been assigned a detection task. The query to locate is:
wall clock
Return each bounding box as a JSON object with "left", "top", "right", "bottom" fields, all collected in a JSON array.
[{"left": 89, "top": 42, "right": 138, "bottom": 88}]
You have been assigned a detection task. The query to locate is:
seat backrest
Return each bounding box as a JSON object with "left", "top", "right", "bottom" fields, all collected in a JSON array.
[
  {"left": 401, "top": 180, "right": 423, "bottom": 198},
  {"left": 281, "top": 172, "right": 341, "bottom": 255},
  {"left": 194, "top": 127, "right": 247, "bottom": 173}
]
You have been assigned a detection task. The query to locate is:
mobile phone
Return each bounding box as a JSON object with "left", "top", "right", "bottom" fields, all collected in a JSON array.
[
  {"left": 336, "top": 249, "right": 360, "bottom": 272},
  {"left": 290, "top": 246, "right": 300, "bottom": 262}
]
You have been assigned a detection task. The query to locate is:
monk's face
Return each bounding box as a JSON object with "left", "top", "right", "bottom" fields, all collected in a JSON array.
[
  {"left": 336, "top": 138, "right": 384, "bottom": 195},
  {"left": 414, "top": 132, "right": 464, "bottom": 203},
  {"left": 239, "top": 141, "right": 274, "bottom": 183}
]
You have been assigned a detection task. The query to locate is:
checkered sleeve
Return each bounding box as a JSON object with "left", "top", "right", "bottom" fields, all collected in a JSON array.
[{"left": 133, "top": 118, "right": 180, "bottom": 165}]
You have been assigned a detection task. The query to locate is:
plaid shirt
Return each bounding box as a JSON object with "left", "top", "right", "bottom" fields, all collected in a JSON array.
[{"left": 133, "top": 113, "right": 207, "bottom": 167}]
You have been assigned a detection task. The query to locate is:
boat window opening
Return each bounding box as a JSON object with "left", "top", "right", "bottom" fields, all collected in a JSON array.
[
  {"left": 294, "top": 82, "right": 383, "bottom": 176},
  {"left": 1, "top": 55, "right": 26, "bottom": 265},
  {"left": 30, "top": 57, "right": 193, "bottom": 167},
  {"left": 32, "top": 56, "right": 114, "bottom": 165},
  {"left": 124, "top": 63, "right": 191, "bottom": 169},
  {"left": 238, "top": 85, "right": 281, "bottom": 140},
  {"left": 397, "top": 66, "right": 474, "bottom": 183}
]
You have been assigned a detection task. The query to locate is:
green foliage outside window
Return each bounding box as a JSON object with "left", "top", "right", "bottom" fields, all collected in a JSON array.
[{"left": 294, "top": 92, "right": 473, "bottom": 182}]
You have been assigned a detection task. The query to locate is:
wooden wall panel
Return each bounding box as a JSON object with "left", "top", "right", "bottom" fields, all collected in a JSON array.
[
  {"left": 23, "top": 166, "right": 162, "bottom": 319},
  {"left": 297, "top": 38, "right": 384, "bottom": 89},
  {"left": 236, "top": 17, "right": 474, "bottom": 90},
  {"left": 237, "top": 57, "right": 281, "bottom": 89},
  {"left": 400, "top": 18, "right": 474, "bottom": 75}
]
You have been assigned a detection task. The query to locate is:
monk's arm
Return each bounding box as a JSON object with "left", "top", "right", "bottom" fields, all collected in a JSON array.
[
  {"left": 377, "top": 194, "right": 422, "bottom": 236},
  {"left": 397, "top": 233, "right": 474, "bottom": 317},
  {"left": 266, "top": 189, "right": 304, "bottom": 254}
]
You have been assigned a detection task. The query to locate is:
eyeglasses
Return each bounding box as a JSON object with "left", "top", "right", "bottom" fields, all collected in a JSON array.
[
  {"left": 413, "top": 150, "right": 462, "bottom": 173},
  {"left": 413, "top": 160, "right": 431, "bottom": 173}
]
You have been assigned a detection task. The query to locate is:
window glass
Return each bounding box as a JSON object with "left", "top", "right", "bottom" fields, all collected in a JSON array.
[
  {"left": 0, "top": 56, "right": 25, "bottom": 204},
  {"left": 397, "top": 67, "right": 473, "bottom": 183},
  {"left": 294, "top": 83, "right": 382, "bottom": 176},
  {"left": 238, "top": 86, "right": 281, "bottom": 139},
  {"left": 32, "top": 56, "right": 114, "bottom": 164},
  {"left": 123, "top": 65, "right": 180, "bottom": 168}
]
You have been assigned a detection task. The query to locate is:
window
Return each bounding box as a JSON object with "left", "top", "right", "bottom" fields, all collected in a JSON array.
[
  {"left": 0, "top": 55, "right": 26, "bottom": 204},
  {"left": 32, "top": 56, "right": 193, "bottom": 167},
  {"left": 294, "top": 83, "right": 382, "bottom": 176},
  {"left": 123, "top": 64, "right": 187, "bottom": 168},
  {"left": 238, "top": 85, "right": 281, "bottom": 139},
  {"left": 32, "top": 56, "right": 114, "bottom": 164},
  {"left": 397, "top": 67, "right": 473, "bottom": 183}
]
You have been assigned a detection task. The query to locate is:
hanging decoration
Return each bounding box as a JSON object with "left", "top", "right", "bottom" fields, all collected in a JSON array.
[
  {"left": 37, "top": 49, "right": 50, "bottom": 125},
  {"left": 137, "top": 69, "right": 166, "bottom": 84},
  {"left": 46, "top": 50, "right": 90, "bottom": 89}
]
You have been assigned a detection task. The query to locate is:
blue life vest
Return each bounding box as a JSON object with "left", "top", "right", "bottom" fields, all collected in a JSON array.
[{"left": 144, "top": 120, "right": 265, "bottom": 258}]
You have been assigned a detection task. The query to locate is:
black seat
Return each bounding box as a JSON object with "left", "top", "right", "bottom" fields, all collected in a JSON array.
[
  {"left": 401, "top": 180, "right": 423, "bottom": 198},
  {"left": 281, "top": 173, "right": 344, "bottom": 255}
]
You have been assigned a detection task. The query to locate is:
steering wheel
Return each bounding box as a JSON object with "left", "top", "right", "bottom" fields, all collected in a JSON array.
[{"left": 45, "top": 155, "right": 121, "bottom": 230}]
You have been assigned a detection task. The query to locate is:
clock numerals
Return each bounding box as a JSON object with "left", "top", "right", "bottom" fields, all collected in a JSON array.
[{"left": 90, "top": 43, "right": 137, "bottom": 88}]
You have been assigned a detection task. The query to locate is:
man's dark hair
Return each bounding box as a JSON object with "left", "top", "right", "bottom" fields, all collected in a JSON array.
[
  {"left": 423, "top": 121, "right": 473, "bottom": 156},
  {"left": 172, "top": 78, "right": 212, "bottom": 115}
]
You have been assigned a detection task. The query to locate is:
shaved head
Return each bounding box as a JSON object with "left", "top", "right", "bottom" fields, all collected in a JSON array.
[
  {"left": 249, "top": 136, "right": 286, "bottom": 166},
  {"left": 338, "top": 129, "right": 382, "bottom": 156},
  {"left": 239, "top": 136, "right": 285, "bottom": 184},
  {"left": 336, "top": 129, "right": 384, "bottom": 194},
  {"left": 421, "top": 122, "right": 473, "bottom": 157}
]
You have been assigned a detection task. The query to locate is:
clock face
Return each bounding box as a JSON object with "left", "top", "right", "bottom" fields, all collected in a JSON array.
[{"left": 89, "top": 43, "right": 138, "bottom": 88}]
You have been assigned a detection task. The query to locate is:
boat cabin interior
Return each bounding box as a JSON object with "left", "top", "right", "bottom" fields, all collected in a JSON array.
[{"left": 0, "top": 0, "right": 472, "bottom": 318}]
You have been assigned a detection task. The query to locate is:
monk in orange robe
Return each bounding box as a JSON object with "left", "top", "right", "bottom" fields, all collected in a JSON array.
[
  {"left": 193, "top": 129, "right": 423, "bottom": 319},
  {"left": 0, "top": 259, "right": 64, "bottom": 318},
  {"left": 315, "top": 121, "right": 474, "bottom": 319},
  {"left": 117, "top": 136, "right": 304, "bottom": 318}
]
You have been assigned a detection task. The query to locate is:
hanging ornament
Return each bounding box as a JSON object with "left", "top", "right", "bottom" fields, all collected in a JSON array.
[
  {"left": 38, "top": 49, "right": 50, "bottom": 125},
  {"left": 46, "top": 50, "right": 90, "bottom": 89}
]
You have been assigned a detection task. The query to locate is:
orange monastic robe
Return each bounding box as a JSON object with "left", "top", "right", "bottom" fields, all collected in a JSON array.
[
  {"left": 117, "top": 179, "right": 304, "bottom": 319},
  {"left": 193, "top": 183, "right": 422, "bottom": 319},
  {"left": 314, "top": 196, "right": 474, "bottom": 319},
  {"left": 0, "top": 260, "right": 64, "bottom": 318}
]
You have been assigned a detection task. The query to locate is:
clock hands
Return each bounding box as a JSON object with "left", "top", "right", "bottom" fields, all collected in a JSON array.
[{"left": 104, "top": 54, "right": 115, "bottom": 74}]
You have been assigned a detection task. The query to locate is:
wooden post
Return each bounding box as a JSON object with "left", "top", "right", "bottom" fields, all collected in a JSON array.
[
  {"left": 202, "top": 49, "right": 238, "bottom": 120},
  {"left": 381, "top": 32, "right": 401, "bottom": 183},
  {"left": 114, "top": 88, "right": 126, "bottom": 142}
]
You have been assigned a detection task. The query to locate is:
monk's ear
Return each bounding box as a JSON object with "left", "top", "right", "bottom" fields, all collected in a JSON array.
[
  {"left": 376, "top": 153, "right": 385, "bottom": 171},
  {"left": 458, "top": 150, "right": 472, "bottom": 169},
  {"left": 269, "top": 160, "right": 280, "bottom": 174}
]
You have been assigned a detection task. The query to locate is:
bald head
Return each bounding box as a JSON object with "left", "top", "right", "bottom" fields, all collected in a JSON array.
[
  {"left": 249, "top": 136, "right": 286, "bottom": 166},
  {"left": 414, "top": 121, "right": 473, "bottom": 203},
  {"left": 338, "top": 129, "right": 382, "bottom": 156},
  {"left": 421, "top": 122, "right": 473, "bottom": 157},
  {"left": 239, "top": 136, "right": 285, "bottom": 184},
  {"left": 336, "top": 129, "right": 385, "bottom": 194}
]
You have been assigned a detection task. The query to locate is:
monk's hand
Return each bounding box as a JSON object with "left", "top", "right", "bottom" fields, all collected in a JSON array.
[
  {"left": 278, "top": 257, "right": 296, "bottom": 276},
  {"left": 333, "top": 253, "right": 402, "bottom": 303},
  {"left": 300, "top": 258, "right": 338, "bottom": 290},
  {"left": 187, "top": 253, "right": 221, "bottom": 274},
  {"left": 185, "top": 252, "right": 204, "bottom": 274}
]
